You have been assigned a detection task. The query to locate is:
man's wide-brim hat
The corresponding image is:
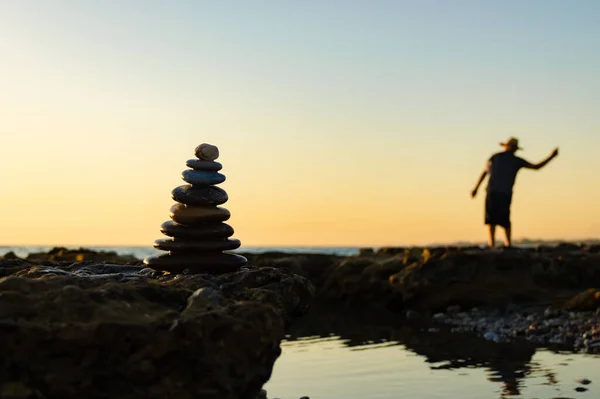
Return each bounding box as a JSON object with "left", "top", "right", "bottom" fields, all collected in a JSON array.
[{"left": 500, "top": 137, "right": 523, "bottom": 150}]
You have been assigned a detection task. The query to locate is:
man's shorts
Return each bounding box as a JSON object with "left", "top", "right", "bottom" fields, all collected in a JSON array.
[{"left": 485, "top": 191, "right": 512, "bottom": 228}]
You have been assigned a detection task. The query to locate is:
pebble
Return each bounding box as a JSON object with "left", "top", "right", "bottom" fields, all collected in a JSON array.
[
  {"left": 433, "top": 306, "right": 600, "bottom": 352},
  {"left": 577, "top": 378, "right": 592, "bottom": 385},
  {"left": 483, "top": 332, "right": 499, "bottom": 341},
  {"left": 432, "top": 313, "right": 446, "bottom": 321},
  {"left": 575, "top": 387, "right": 588, "bottom": 392},
  {"left": 405, "top": 309, "right": 421, "bottom": 320}
]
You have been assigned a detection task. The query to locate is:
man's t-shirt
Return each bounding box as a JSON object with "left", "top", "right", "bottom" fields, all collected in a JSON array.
[{"left": 486, "top": 151, "right": 527, "bottom": 195}]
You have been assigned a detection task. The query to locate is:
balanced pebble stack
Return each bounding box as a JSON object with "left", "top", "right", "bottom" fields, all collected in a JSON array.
[{"left": 144, "top": 143, "right": 248, "bottom": 273}]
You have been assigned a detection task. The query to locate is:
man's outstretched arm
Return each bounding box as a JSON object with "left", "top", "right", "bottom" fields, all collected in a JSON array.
[
  {"left": 522, "top": 147, "right": 559, "bottom": 170},
  {"left": 471, "top": 160, "right": 491, "bottom": 198}
]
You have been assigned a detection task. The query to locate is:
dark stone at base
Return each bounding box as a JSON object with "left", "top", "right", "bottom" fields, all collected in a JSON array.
[
  {"left": 153, "top": 238, "right": 241, "bottom": 252},
  {"left": 186, "top": 159, "right": 223, "bottom": 171},
  {"left": 170, "top": 204, "right": 231, "bottom": 224},
  {"left": 144, "top": 253, "right": 248, "bottom": 274},
  {"left": 172, "top": 185, "right": 228, "bottom": 206},
  {"left": 160, "top": 221, "right": 234, "bottom": 239},
  {"left": 181, "top": 169, "right": 226, "bottom": 186}
]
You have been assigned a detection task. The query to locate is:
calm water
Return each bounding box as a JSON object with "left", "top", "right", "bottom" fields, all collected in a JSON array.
[{"left": 265, "top": 306, "right": 600, "bottom": 399}]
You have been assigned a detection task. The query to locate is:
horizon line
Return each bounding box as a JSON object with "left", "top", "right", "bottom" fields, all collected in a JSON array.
[{"left": 2, "top": 237, "right": 600, "bottom": 249}]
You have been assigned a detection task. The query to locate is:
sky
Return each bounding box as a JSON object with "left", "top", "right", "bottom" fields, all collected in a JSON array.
[{"left": 0, "top": 0, "right": 599, "bottom": 247}]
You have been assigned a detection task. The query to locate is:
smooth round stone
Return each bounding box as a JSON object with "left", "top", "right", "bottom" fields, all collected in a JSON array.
[
  {"left": 194, "top": 143, "right": 219, "bottom": 161},
  {"left": 144, "top": 253, "right": 247, "bottom": 274},
  {"left": 153, "top": 238, "right": 241, "bottom": 252},
  {"left": 185, "top": 159, "right": 223, "bottom": 171},
  {"left": 170, "top": 204, "right": 230, "bottom": 224},
  {"left": 181, "top": 169, "right": 226, "bottom": 186},
  {"left": 160, "top": 220, "right": 234, "bottom": 239},
  {"left": 172, "top": 185, "right": 228, "bottom": 206}
]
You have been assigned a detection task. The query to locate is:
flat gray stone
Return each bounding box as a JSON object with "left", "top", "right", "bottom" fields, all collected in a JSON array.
[{"left": 181, "top": 169, "right": 226, "bottom": 186}]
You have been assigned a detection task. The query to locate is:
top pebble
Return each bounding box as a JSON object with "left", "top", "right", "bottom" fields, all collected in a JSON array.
[{"left": 195, "top": 143, "right": 219, "bottom": 161}]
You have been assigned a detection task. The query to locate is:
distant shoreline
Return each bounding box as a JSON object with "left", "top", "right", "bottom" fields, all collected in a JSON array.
[
  {"left": 3, "top": 238, "right": 600, "bottom": 247},
  {"left": 2, "top": 239, "right": 600, "bottom": 260}
]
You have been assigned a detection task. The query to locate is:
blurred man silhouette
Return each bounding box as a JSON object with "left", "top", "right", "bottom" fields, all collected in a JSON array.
[{"left": 471, "top": 138, "right": 559, "bottom": 248}]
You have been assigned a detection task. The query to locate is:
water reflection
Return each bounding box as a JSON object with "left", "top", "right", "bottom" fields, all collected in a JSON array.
[{"left": 283, "top": 305, "right": 567, "bottom": 398}]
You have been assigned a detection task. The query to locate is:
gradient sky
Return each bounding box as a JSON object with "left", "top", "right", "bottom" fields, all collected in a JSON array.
[{"left": 1, "top": 0, "right": 599, "bottom": 247}]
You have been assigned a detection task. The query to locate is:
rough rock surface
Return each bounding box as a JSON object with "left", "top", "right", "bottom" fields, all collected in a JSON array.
[
  {"left": 24, "top": 247, "right": 140, "bottom": 264},
  {"left": 242, "top": 245, "right": 600, "bottom": 312},
  {"left": 0, "top": 257, "right": 314, "bottom": 399},
  {"left": 389, "top": 248, "right": 600, "bottom": 311}
]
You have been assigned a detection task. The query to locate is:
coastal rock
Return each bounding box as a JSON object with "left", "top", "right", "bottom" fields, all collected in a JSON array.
[
  {"left": 181, "top": 169, "right": 226, "bottom": 186},
  {"left": 316, "top": 255, "right": 406, "bottom": 303},
  {"left": 171, "top": 185, "right": 228, "bottom": 206},
  {"left": 194, "top": 143, "right": 219, "bottom": 161},
  {"left": 25, "top": 247, "right": 139, "bottom": 264},
  {"left": 239, "top": 253, "right": 342, "bottom": 286},
  {"left": 0, "top": 260, "right": 314, "bottom": 399},
  {"left": 562, "top": 289, "right": 600, "bottom": 311},
  {"left": 185, "top": 159, "right": 223, "bottom": 171},
  {"left": 144, "top": 253, "right": 248, "bottom": 274},
  {"left": 153, "top": 238, "right": 241, "bottom": 252},
  {"left": 169, "top": 204, "right": 231, "bottom": 224},
  {"left": 160, "top": 221, "right": 234, "bottom": 239},
  {"left": 389, "top": 251, "right": 548, "bottom": 311}
]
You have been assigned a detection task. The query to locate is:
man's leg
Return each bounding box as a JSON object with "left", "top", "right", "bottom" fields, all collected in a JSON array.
[
  {"left": 503, "top": 225, "right": 512, "bottom": 247},
  {"left": 488, "top": 224, "right": 496, "bottom": 248}
]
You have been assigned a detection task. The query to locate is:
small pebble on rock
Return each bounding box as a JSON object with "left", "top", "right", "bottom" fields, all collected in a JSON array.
[
  {"left": 432, "top": 313, "right": 446, "bottom": 321},
  {"left": 484, "top": 332, "right": 498, "bottom": 341},
  {"left": 406, "top": 309, "right": 420, "bottom": 320}
]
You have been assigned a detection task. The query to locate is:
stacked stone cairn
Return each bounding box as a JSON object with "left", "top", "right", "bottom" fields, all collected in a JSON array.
[{"left": 144, "top": 143, "right": 248, "bottom": 273}]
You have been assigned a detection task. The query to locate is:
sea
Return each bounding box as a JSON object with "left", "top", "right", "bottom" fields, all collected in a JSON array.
[
  {"left": 0, "top": 245, "right": 359, "bottom": 260},
  {"left": 2, "top": 244, "right": 599, "bottom": 398}
]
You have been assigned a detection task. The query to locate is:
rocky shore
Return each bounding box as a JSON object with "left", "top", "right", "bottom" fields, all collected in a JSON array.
[
  {"left": 0, "top": 253, "right": 313, "bottom": 399},
  {"left": 2, "top": 243, "right": 600, "bottom": 397}
]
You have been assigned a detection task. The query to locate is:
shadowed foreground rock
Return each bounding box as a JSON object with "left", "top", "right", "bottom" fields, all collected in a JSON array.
[{"left": 0, "top": 260, "right": 313, "bottom": 399}]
